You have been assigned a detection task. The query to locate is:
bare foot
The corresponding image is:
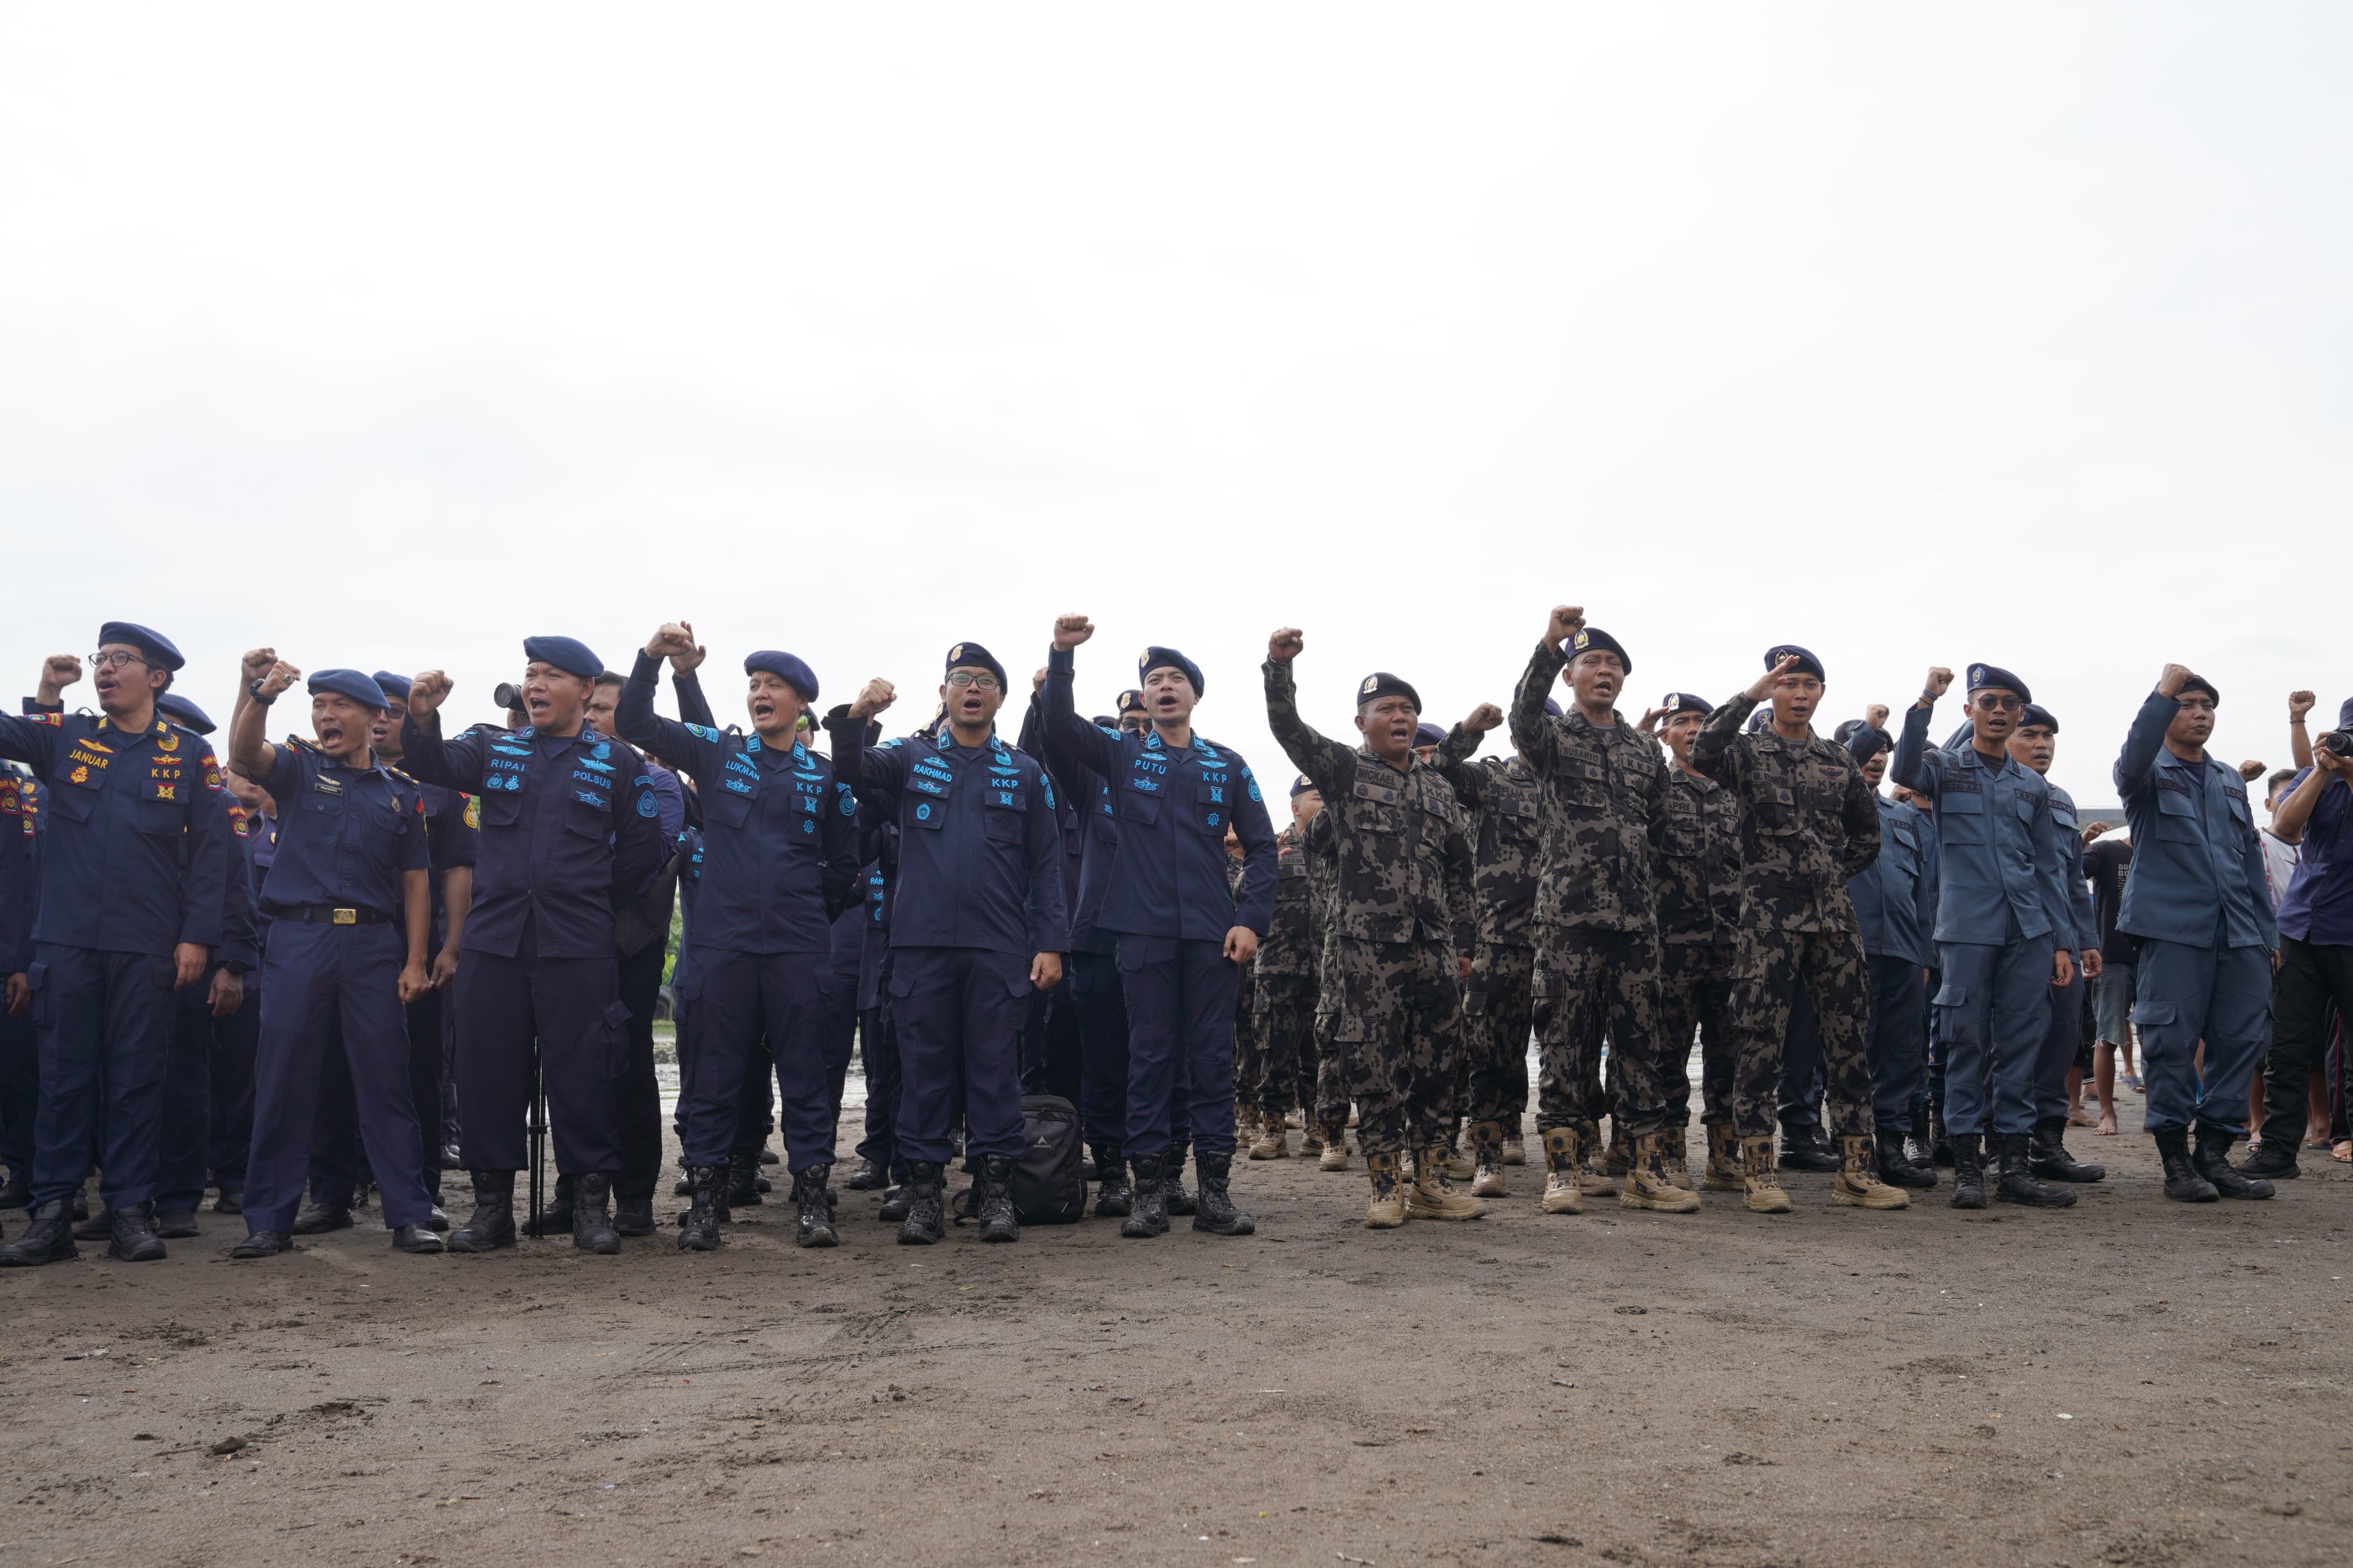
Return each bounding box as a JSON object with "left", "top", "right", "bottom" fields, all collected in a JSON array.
[
  {"left": 2068, "top": 1107, "right": 2097, "bottom": 1128},
  {"left": 2095, "top": 1111, "right": 2118, "bottom": 1137},
  {"left": 2334, "top": 1140, "right": 2352, "bottom": 1164},
  {"left": 2305, "top": 1122, "right": 2332, "bottom": 1148}
]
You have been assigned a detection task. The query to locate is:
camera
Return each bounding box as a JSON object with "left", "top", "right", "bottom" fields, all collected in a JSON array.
[
  {"left": 2318, "top": 727, "right": 2353, "bottom": 758},
  {"left": 493, "top": 681, "right": 527, "bottom": 715}
]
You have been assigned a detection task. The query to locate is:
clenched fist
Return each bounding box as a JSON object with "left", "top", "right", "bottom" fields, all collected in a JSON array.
[
  {"left": 2157, "top": 663, "right": 2196, "bottom": 699},
  {"left": 1545, "top": 605, "right": 1586, "bottom": 651},
  {"left": 1921, "top": 667, "right": 1954, "bottom": 702},
  {"left": 258, "top": 659, "right": 301, "bottom": 702},
  {"left": 1268, "top": 628, "right": 1303, "bottom": 663},
  {"left": 1866, "top": 703, "right": 1891, "bottom": 729},
  {"left": 2290, "top": 690, "right": 2317, "bottom": 722},
  {"left": 240, "top": 647, "right": 277, "bottom": 683},
  {"left": 407, "top": 669, "right": 454, "bottom": 720},
  {"left": 848, "top": 677, "right": 897, "bottom": 721},
  {"left": 36, "top": 654, "right": 81, "bottom": 705},
  {"left": 1462, "top": 703, "right": 1503, "bottom": 735},
  {"left": 644, "top": 621, "right": 697, "bottom": 661},
  {"left": 1053, "top": 614, "right": 1094, "bottom": 651}
]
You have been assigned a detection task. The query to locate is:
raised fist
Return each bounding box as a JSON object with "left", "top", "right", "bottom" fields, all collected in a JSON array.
[
  {"left": 2290, "top": 690, "right": 2317, "bottom": 722},
  {"left": 1053, "top": 614, "right": 1094, "bottom": 652},
  {"left": 2157, "top": 663, "right": 2195, "bottom": 698},
  {"left": 259, "top": 659, "right": 301, "bottom": 701},
  {"left": 1462, "top": 703, "right": 1504, "bottom": 735},
  {"left": 1923, "top": 667, "right": 1954, "bottom": 701},
  {"left": 1545, "top": 606, "right": 1586, "bottom": 651},
  {"left": 408, "top": 669, "right": 454, "bottom": 719},
  {"left": 36, "top": 654, "right": 82, "bottom": 703},
  {"left": 240, "top": 648, "right": 277, "bottom": 683},
  {"left": 668, "top": 620, "right": 706, "bottom": 674},
  {"left": 644, "top": 621, "right": 697, "bottom": 660},
  {"left": 1268, "top": 628, "right": 1304, "bottom": 663},
  {"left": 1865, "top": 703, "right": 1891, "bottom": 729},
  {"left": 2238, "top": 759, "right": 2267, "bottom": 783},
  {"left": 848, "top": 677, "right": 897, "bottom": 720}
]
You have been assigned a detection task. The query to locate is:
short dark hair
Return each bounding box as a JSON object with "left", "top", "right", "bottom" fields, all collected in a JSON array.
[
  {"left": 2269, "top": 768, "right": 2297, "bottom": 794},
  {"left": 594, "top": 671, "right": 626, "bottom": 690}
]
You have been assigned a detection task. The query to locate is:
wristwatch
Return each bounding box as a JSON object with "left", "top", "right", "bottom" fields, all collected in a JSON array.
[{"left": 248, "top": 679, "right": 276, "bottom": 706}]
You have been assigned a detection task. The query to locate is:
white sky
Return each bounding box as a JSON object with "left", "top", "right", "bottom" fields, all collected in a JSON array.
[{"left": 4, "top": 5, "right": 2345, "bottom": 809}]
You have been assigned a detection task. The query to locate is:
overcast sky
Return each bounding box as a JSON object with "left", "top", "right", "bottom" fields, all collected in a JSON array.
[{"left": 4, "top": 5, "right": 2344, "bottom": 809}]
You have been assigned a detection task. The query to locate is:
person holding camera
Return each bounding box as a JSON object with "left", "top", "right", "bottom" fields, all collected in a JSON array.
[{"left": 2243, "top": 695, "right": 2353, "bottom": 1181}]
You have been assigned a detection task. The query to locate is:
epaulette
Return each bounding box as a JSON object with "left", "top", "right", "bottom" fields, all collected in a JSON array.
[{"left": 385, "top": 764, "right": 420, "bottom": 787}]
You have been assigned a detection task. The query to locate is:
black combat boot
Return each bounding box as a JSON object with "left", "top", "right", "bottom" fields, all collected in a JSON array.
[
  {"left": 1120, "top": 1152, "right": 1169, "bottom": 1239},
  {"left": 759, "top": 1143, "right": 780, "bottom": 1166},
  {"left": 73, "top": 1206, "right": 115, "bottom": 1241},
  {"left": 2192, "top": 1129, "right": 2274, "bottom": 1200},
  {"left": 1080, "top": 1146, "right": 1100, "bottom": 1182},
  {"left": 1904, "top": 1097, "right": 1936, "bottom": 1173},
  {"left": 292, "top": 1190, "right": 355, "bottom": 1235},
  {"left": 0, "top": 1170, "right": 30, "bottom": 1209},
  {"left": 1929, "top": 1097, "right": 1954, "bottom": 1166},
  {"left": 613, "top": 1189, "right": 655, "bottom": 1237},
  {"left": 154, "top": 1207, "right": 201, "bottom": 1238},
  {"left": 725, "top": 1151, "right": 764, "bottom": 1209},
  {"left": 1091, "top": 1144, "right": 1132, "bottom": 1217},
  {"left": 794, "top": 1165, "right": 840, "bottom": 1249},
  {"left": 1876, "top": 1128, "right": 1937, "bottom": 1189},
  {"left": 2239, "top": 1130, "right": 2301, "bottom": 1182},
  {"left": 2028, "top": 1117, "right": 2105, "bottom": 1183},
  {"left": 390, "top": 1223, "right": 445, "bottom": 1254},
  {"left": 877, "top": 1180, "right": 912, "bottom": 1225},
  {"left": 212, "top": 1185, "right": 244, "bottom": 1215},
  {"left": 895, "top": 1162, "right": 946, "bottom": 1245},
  {"left": 109, "top": 1202, "right": 167, "bottom": 1262},
  {"left": 1163, "top": 1142, "right": 1196, "bottom": 1216},
  {"left": 230, "top": 1228, "right": 291, "bottom": 1259},
  {"left": 0, "top": 1198, "right": 79, "bottom": 1266},
  {"left": 843, "top": 1157, "right": 889, "bottom": 1191},
  {"left": 1992, "top": 1132, "right": 2076, "bottom": 1208},
  {"left": 1191, "top": 1151, "right": 1255, "bottom": 1236},
  {"left": 2154, "top": 1128, "right": 2218, "bottom": 1202},
  {"left": 424, "top": 1203, "right": 449, "bottom": 1232},
  {"left": 70, "top": 1187, "right": 89, "bottom": 1222},
  {"left": 533, "top": 1173, "right": 576, "bottom": 1234},
  {"left": 446, "top": 1170, "right": 518, "bottom": 1251},
  {"left": 1947, "top": 1133, "right": 1987, "bottom": 1210},
  {"left": 571, "top": 1173, "right": 622, "bottom": 1252},
  {"left": 1777, "top": 1122, "right": 1839, "bottom": 1173},
  {"left": 975, "top": 1154, "right": 1019, "bottom": 1243},
  {"left": 675, "top": 1165, "right": 724, "bottom": 1250}
]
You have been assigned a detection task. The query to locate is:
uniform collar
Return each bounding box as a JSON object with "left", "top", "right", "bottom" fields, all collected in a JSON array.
[{"left": 1355, "top": 746, "right": 1414, "bottom": 780}]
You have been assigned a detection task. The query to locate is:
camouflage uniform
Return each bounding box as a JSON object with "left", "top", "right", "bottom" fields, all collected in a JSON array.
[
  {"left": 1226, "top": 853, "right": 1263, "bottom": 1123},
  {"left": 1301, "top": 805, "right": 1347, "bottom": 1130},
  {"left": 1265, "top": 660, "right": 1479, "bottom": 1159},
  {"left": 1653, "top": 762, "right": 1746, "bottom": 1133},
  {"left": 1432, "top": 728, "right": 1543, "bottom": 1128},
  {"left": 1509, "top": 642, "right": 1675, "bottom": 1141},
  {"left": 1690, "top": 694, "right": 1881, "bottom": 1141},
  {"left": 1250, "top": 822, "right": 1320, "bottom": 1124}
]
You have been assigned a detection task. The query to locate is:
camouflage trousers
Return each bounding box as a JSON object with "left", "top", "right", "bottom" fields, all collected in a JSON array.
[
  {"left": 1461, "top": 941, "right": 1535, "bottom": 1126},
  {"left": 1232, "top": 965, "right": 1265, "bottom": 1123},
  {"left": 1659, "top": 932, "right": 1739, "bottom": 1131},
  {"left": 1318, "top": 936, "right": 1463, "bottom": 1157},
  {"left": 1251, "top": 971, "right": 1318, "bottom": 1122},
  {"left": 1723, "top": 926, "right": 1874, "bottom": 1141},
  {"left": 1531, "top": 926, "right": 1673, "bottom": 1140}
]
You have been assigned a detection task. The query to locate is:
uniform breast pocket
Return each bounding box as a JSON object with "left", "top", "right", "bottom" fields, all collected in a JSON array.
[
  {"left": 2154, "top": 788, "right": 2198, "bottom": 844},
  {"left": 1559, "top": 754, "right": 1609, "bottom": 811},
  {"left": 46, "top": 783, "right": 96, "bottom": 824},
  {"left": 563, "top": 798, "right": 610, "bottom": 840},
  {"left": 1194, "top": 779, "right": 1231, "bottom": 834},
  {"left": 1121, "top": 787, "right": 1162, "bottom": 828},
  {"left": 2014, "top": 793, "right": 2042, "bottom": 828},
  {"left": 479, "top": 789, "right": 523, "bottom": 830},
  {"left": 1939, "top": 791, "right": 1986, "bottom": 845},
  {"left": 706, "top": 789, "right": 752, "bottom": 831},
  {"left": 907, "top": 797, "right": 947, "bottom": 832},
  {"left": 984, "top": 793, "right": 1025, "bottom": 844},
  {"left": 1756, "top": 784, "right": 1803, "bottom": 837}
]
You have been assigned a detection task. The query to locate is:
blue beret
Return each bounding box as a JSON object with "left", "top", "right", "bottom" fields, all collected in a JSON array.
[
  {"left": 944, "top": 641, "right": 1007, "bottom": 690},
  {"left": 2339, "top": 697, "right": 2353, "bottom": 729},
  {"left": 523, "top": 636, "right": 602, "bottom": 680},
  {"left": 2018, "top": 703, "right": 2059, "bottom": 733},
  {"left": 1660, "top": 691, "right": 1712, "bottom": 718},
  {"left": 309, "top": 668, "right": 390, "bottom": 710},
  {"left": 1413, "top": 722, "right": 1447, "bottom": 749},
  {"left": 1966, "top": 663, "right": 2032, "bottom": 705},
  {"left": 371, "top": 670, "right": 413, "bottom": 702},
  {"left": 1566, "top": 625, "right": 1631, "bottom": 675},
  {"left": 1290, "top": 773, "right": 1316, "bottom": 798},
  {"left": 156, "top": 693, "right": 215, "bottom": 733},
  {"left": 1834, "top": 718, "right": 1892, "bottom": 758},
  {"left": 1543, "top": 698, "right": 1563, "bottom": 718},
  {"left": 1115, "top": 689, "right": 1147, "bottom": 718},
  {"left": 1090, "top": 714, "right": 1120, "bottom": 728},
  {"left": 97, "top": 621, "right": 183, "bottom": 672},
  {"left": 1138, "top": 646, "right": 1203, "bottom": 697},
  {"left": 1744, "top": 706, "right": 1774, "bottom": 734},
  {"left": 1765, "top": 645, "right": 1824, "bottom": 682},
  {"left": 1355, "top": 672, "right": 1421, "bottom": 711},
  {"left": 744, "top": 650, "right": 818, "bottom": 703}
]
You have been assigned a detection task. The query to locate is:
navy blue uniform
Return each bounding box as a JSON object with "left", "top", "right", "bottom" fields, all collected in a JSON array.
[
  {"left": 827, "top": 713, "right": 1068, "bottom": 1168},
  {"left": 1043, "top": 647, "right": 1276, "bottom": 1159},
  {"left": 402, "top": 713, "right": 665, "bottom": 1177},
  {"left": 1850, "top": 791, "right": 1932, "bottom": 1137},
  {"left": 157, "top": 797, "right": 258, "bottom": 1216},
  {"left": 0, "top": 709, "right": 235, "bottom": 1212},
  {"left": 1892, "top": 706, "right": 2076, "bottom": 1138},
  {"left": 617, "top": 653, "right": 857, "bottom": 1173},
  {"left": 851, "top": 823, "right": 903, "bottom": 1176},
  {"left": 2032, "top": 781, "right": 2099, "bottom": 1123},
  {"left": 2113, "top": 690, "right": 2276, "bottom": 1135},
  {"left": 243, "top": 740, "right": 436, "bottom": 1236},
  {"left": 1033, "top": 704, "right": 1137, "bottom": 1157},
  {"left": 0, "top": 770, "right": 40, "bottom": 1192}
]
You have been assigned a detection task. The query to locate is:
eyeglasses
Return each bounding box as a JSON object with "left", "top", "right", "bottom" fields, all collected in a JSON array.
[
  {"left": 90, "top": 651, "right": 151, "bottom": 671},
  {"left": 1970, "top": 693, "right": 2024, "bottom": 712},
  {"left": 945, "top": 672, "right": 1000, "bottom": 690}
]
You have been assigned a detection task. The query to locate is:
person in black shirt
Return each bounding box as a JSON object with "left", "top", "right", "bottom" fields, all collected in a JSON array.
[{"left": 2082, "top": 826, "right": 2137, "bottom": 1137}]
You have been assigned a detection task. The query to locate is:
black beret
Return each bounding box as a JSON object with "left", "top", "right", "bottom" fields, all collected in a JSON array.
[
  {"left": 1413, "top": 722, "right": 1447, "bottom": 749},
  {"left": 97, "top": 621, "right": 184, "bottom": 672},
  {"left": 1566, "top": 625, "right": 1631, "bottom": 675},
  {"left": 1114, "top": 689, "right": 1147, "bottom": 718},
  {"left": 745, "top": 650, "right": 819, "bottom": 703},
  {"left": 1290, "top": 773, "right": 1316, "bottom": 798},
  {"left": 1138, "top": 646, "right": 1203, "bottom": 697},
  {"left": 2018, "top": 703, "right": 2058, "bottom": 733},
  {"left": 1967, "top": 663, "right": 2032, "bottom": 705},
  {"left": 2177, "top": 675, "right": 2219, "bottom": 705},
  {"left": 944, "top": 642, "right": 1008, "bottom": 690},
  {"left": 1355, "top": 672, "right": 1421, "bottom": 711},
  {"left": 1659, "top": 691, "right": 1712, "bottom": 718},
  {"left": 523, "top": 635, "right": 602, "bottom": 679},
  {"left": 1765, "top": 644, "right": 1825, "bottom": 682}
]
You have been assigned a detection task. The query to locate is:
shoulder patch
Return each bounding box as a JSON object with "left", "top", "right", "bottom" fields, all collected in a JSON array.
[
  {"left": 683, "top": 722, "right": 719, "bottom": 741},
  {"left": 463, "top": 794, "right": 481, "bottom": 828},
  {"left": 28, "top": 711, "right": 62, "bottom": 727}
]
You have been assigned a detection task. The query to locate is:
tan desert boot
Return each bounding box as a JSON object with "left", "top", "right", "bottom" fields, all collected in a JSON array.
[
  {"left": 1248, "top": 1119, "right": 1289, "bottom": 1160},
  {"left": 1701, "top": 1124, "right": 1744, "bottom": 1191},
  {"left": 1467, "top": 1118, "right": 1509, "bottom": 1198},
  {"left": 1831, "top": 1134, "right": 1911, "bottom": 1210},
  {"left": 1662, "top": 1128, "right": 1695, "bottom": 1190},
  {"left": 1407, "top": 1150, "right": 1487, "bottom": 1220},
  {"left": 1501, "top": 1132, "right": 1525, "bottom": 1167},
  {"left": 1365, "top": 1152, "right": 1407, "bottom": 1228},
  {"left": 1539, "top": 1126, "right": 1584, "bottom": 1214},
  {"left": 1318, "top": 1124, "right": 1351, "bottom": 1171},
  {"left": 1300, "top": 1126, "right": 1324, "bottom": 1156},
  {"left": 1600, "top": 1122, "right": 1632, "bottom": 1177},
  {"left": 1620, "top": 1130, "right": 1703, "bottom": 1212},
  {"left": 1739, "top": 1134, "right": 1794, "bottom": 1214}
]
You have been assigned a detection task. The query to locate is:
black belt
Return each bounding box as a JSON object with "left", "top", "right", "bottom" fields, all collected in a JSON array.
[{"left": 273, "top": 904, "right": 392, "bottom": 926}]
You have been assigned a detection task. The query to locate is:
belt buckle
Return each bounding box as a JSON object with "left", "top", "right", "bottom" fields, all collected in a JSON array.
[{"left": 332, "top": 908, "right": 357, "bottom": 925}]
